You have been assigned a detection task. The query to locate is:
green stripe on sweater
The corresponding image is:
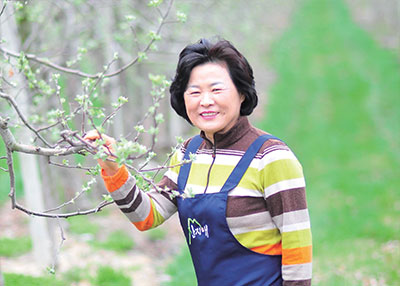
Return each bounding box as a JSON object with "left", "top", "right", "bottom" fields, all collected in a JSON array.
[
  {"left": 282, "top": 229, "right": 312, "bottom": 249},
  {"left": 234, "top": 228, "right": 281, "bottom": 248}
]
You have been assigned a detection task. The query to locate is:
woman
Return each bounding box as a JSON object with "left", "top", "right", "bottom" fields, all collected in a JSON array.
[{"left": 85, "top": 39, "right": 312, "bottom": 286}]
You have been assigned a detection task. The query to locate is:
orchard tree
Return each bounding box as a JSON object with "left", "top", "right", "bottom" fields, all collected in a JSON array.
[{"left": 0, "top": 0, "right": 187, "bottom": 272}]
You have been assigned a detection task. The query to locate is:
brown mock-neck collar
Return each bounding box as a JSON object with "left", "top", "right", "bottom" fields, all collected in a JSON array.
[{"left": 200, "top": 116, "right": 251, "bottom": 149}]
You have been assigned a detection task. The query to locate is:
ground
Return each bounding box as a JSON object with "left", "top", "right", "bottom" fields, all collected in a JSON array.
[{"left": 0, "top": 202, "right": 186, "bottom": 286}]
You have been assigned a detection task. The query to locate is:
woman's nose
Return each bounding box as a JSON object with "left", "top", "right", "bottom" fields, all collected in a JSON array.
[{"left": 200, "top": 92, "right": 214, "bottom": 106}]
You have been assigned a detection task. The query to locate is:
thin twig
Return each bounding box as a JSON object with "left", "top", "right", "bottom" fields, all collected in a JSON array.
[
  {"left": 36, "top": 120, "right": 63, "bottom": 133},
  {"left": 1, "top": 74, "right": 16, "bottom": 88},
  {"left": 48, "top": 158, "right": 92, "bottom": 171},
  {"left": 82, "top": 57, "right": 117, "bottom": 134},
  {"left": 44, "top": 189, "right": 86, "bottom": 213},
  {"left": 0, "top": 91, "right": 53, "bottom": 147},
  {"left": 153, "top": 144, "right": 180, "bottom": 179},
  {"left": 53, "top": 78, "right": 69, "bottom": 131},
  {"left": 101, "top": 103, "right": 125, "bottom": 127},
  {"left": 14, "top": 200, "right": 113, "bottom": 218},
  {"left": 0, "top": 2, "right": 7, "bottom": 18},
  {"left": 125, "top": 163, "right": 163, "bottom": 192},
  {"left": 51, "top": 217, "right": 66, "bottom": 271},
  {"left": 139, "top": 159, "right": 190, "bottom": 173},
  {"left": 126, "top": 92, "right": 164, "bottom": 161},
  {"left": 5, "top": 147, "right": 16, "bottom": 209}
]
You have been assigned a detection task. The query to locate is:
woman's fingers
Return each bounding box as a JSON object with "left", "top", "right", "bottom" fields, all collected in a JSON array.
[
  {"left": 83, "top": 130, "right": 116, "bottom": 149},
  {"left": 102, "top": 134, "right": 116, "bottom": 147},
  {"left": 82, "top": 130, "right": 120, "bottom": 174},
  {"left": 83, "top": 130, "right": 100, "bottom": 143}
]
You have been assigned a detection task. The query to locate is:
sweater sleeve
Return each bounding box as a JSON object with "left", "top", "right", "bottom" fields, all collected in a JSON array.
[
  {"left": 100, "top": 153, "right": 181, "bottom": 231},
  {"left": 261, "top": 148, "right": 312, "bottom": 286}
]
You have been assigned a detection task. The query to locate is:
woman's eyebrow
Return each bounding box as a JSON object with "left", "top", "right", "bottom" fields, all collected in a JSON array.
[
  {"left": 186, "top": 81, "right": 224, "bottom": 90},
  {"left": 210, "top": 81, "right": 224, "bottom": 87}
]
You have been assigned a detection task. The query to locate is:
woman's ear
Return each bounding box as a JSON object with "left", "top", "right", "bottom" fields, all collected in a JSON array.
[{"left": 240, "top": 94, "right": 245, "bottom": 103}]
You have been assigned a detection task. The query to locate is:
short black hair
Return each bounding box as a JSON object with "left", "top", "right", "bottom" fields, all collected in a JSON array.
[{"left": 170, "top": 38, "right": 258, "bottom": 124}]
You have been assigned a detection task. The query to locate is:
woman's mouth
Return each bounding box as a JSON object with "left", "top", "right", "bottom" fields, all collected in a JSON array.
[{"left": 200, "top": 111, "right": 218, "bottom": 119}]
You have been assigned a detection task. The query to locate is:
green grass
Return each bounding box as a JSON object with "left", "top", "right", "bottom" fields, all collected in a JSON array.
[
  {"left": 3, "top": 273, "right": 64, "bottom": 286},
  {"left": 313, "top": 239, "right": 400, "bottom": 285},
  {"left": 4, "top": 265, "right": 133, "bottom": 286},
  {"left": 91, "top": 230, "right": 135, "bottom": 252},
  {"left": 91, "top": 266, "right": 131, "bottom": 286},
  {"left": 0, "top": 236, "right": 32, "bottom": 257},
  {"left": 62, "top": 266, "right": 90, "bottom": 284},
  {"left": 163, "top": 246, "right": 196, "bottom": 286}
]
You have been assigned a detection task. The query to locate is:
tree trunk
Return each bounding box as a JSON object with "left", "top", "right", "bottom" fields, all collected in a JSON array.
[
  {"left": 1, "top": 3, "right": 54, "bottom": 268},
  {"left": 97, "top": 3, "right": 125, "bottom": 137}
]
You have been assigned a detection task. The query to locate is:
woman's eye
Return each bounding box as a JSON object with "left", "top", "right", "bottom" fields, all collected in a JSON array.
[
  {"left": 189, "top": 91, "right": 200, "bottom": 96},
  {"left": 212, "top": 88, "right": 222, "bottom": 93}
]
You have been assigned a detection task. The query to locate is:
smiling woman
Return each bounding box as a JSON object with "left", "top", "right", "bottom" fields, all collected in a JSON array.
[
  {"left": 85, "top": 38, "right": 312, "bottom": 286},
  {"left": 183, "top": 62, "right": 244, "bottom": 142}
]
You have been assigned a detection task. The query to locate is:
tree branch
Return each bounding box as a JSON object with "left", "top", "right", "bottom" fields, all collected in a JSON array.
[
  {"left": 48, "top": 157, "right": 92, "bottom": 171},
  {"left": 0, "top": 2, "right": 7, "bottom": 18},
  {"left": 50, "top": 217, "right": 67, "bottom": 273},
  {"left": 0, "top": 116, "right": 86, "bottom": 156},
  {"left": 0, "top": 0, "right": 175, "bottom": 79},
  {"left": 139, "top": 159, "right": 189, "bottom": 173},
  {"left": 0, "top": 167, "right": 8, "bottom": 172},
  {"left": 14, "top": 199, "right": 113, "bottom": 218},
  {"left": 5, "top": 146, "right": 16, "bottom": 209}
]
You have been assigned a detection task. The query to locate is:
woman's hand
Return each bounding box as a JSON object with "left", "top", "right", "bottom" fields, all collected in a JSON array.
[{"left": 83, "top": 130, "right": 120, "bottom": 176}]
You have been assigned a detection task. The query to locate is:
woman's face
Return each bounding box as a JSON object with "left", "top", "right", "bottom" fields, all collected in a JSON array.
[{"left": 184, "top": 62, "right": 244, "bottom": 142}]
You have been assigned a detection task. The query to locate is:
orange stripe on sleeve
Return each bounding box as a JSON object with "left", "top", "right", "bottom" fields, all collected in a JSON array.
[
  {"left": 251, "top": 242, "right": 282, "bottom": 255},
  {"left": 133, "top": 204, "right": 155, "bottom": 231},
  {"left": 282, "top": 245, "right": 312, "bottom": 265},
  {"left": 101, "top": 165, "right": 129, "bottom": 192}
]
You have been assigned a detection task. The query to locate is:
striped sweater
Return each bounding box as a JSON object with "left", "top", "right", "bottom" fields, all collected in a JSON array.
[{"left": 101, "top": 116, "right": 312, "bottom": 285}]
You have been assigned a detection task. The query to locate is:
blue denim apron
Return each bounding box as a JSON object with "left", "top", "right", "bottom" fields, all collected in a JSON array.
[{"left": 176, "top": 134, "right": 283, "bottom": 286}]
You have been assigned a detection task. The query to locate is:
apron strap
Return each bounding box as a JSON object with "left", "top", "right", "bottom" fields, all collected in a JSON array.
[
  {"left": 220, "top": 134, "right": 280, "bottom": 193},
  {"left": 177, "top": 135, "right": 203, "bottom": 194}
]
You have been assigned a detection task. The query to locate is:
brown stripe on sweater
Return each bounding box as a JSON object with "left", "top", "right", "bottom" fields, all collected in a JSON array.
[
  {"left": 114, "top": 185, "right": 136, "bottom": 206},
  {"left": 266, "top": 188, "right": 308, "bottom": 217},
  {"left": 226, "top": 196, "right": 268, "bottom": 217},
  {"left": 120, "top": 192, "right": 142, "bottom": 213}
]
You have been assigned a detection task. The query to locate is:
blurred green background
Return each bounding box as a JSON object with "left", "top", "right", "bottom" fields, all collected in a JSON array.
[
  {"left": 1, "top": 0, "right": 399, "bottom": 285},
  {"left": 259, "top": 0, "right": 400, "bottom": 284}
]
